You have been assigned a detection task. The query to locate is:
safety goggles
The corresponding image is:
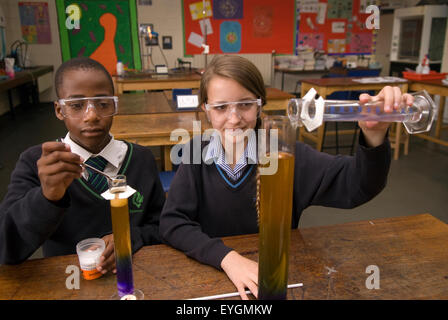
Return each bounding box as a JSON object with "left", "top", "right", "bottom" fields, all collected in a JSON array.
[
  {"left": 58, "top": 96, "right": 119, "bottom": 119},
  {"left": 204, "top": 99, "right": 262, "bottom": 119}
]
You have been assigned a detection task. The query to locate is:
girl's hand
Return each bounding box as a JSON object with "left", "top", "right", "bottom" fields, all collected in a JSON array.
[
  {"left": 358, "top": 86, "right": 414, "bottom": 148},
  {"left": 221, "top": 250, "right": 258, "bottom": 300}
]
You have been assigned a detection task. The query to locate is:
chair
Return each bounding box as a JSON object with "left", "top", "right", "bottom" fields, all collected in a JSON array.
[
  {"left": 319, "top": 72, "right": 358, "bottom": 155},
  {"left": 320, "top": 68, "right": 382, "bottom": 155},
  {"left": 159, "top": 171, "right": 177, "bottom": 193},
  {"left": 158, "top": 144, "right": 183, "bottom": 193}
]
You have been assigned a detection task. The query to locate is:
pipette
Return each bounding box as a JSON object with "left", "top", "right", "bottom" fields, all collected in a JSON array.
[{"left": 287, "top": 88, "right": 437, "bottom": 134}]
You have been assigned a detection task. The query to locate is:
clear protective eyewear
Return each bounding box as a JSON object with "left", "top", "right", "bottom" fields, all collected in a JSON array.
[
  {"left": 205, "top": 99, "right": 262, "bottom": 119},
  {"left": 58, "top": 96, "right": 119, "bottom": 119}
]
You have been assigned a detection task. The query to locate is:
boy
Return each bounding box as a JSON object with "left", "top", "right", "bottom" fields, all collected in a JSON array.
[{"left": 0, "top": 57, "right": 165, "bottom": 273}]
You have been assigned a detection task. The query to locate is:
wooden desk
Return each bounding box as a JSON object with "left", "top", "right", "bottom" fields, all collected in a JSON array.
[
  {"left": 0, "top": 65, "right": 54, "bottom": 118},
  {"left": 408, "top": 79, "right": 448, "bottom": 147},
  {"left": 118, "top": 87, "right": 294, "bottom": 115},
  {"left": 117, "top": 91, "right": 198, "bottom": 115},
  {"left": 264, "top": 87, "right": 295, "bottom": 112},
  {"left": 300, "top": 78, "right": 409, "bottom": 160},
  {"left": 113, "top": 71, "right": 201, "bottom": 94},
  {"left": 1, "top": 213, "right": 447, "bottom": 299},
  {"left": 111, "top": 112, "right": 211, "bottom": 171},
  {"left": 274, "top": 66, "right": 328, "bottom": 91}
]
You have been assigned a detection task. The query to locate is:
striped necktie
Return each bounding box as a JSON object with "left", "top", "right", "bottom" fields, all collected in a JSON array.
[{"left": 85, "top": 156, "right": 109, "bottom": 193}]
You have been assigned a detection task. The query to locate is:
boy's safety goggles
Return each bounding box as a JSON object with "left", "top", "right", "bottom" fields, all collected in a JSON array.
[{"left": 58, "top": 96, "right": 118, "bottom": 119}]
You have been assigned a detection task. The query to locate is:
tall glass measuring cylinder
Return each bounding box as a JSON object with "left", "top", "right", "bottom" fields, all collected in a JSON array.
[
  {"left": 108, "top": 175, "right": 142, "bottom": 299},
  {"left": 258, "top": 116, "right": 296, "bottom": 300}
]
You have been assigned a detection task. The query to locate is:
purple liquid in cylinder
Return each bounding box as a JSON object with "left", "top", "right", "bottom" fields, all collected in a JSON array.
[
  {"left": 116, "top": 256, "right": 134, "bottom": 296},
  {"left": 110, "top": 197, "right": 135, "bottom": 297}
]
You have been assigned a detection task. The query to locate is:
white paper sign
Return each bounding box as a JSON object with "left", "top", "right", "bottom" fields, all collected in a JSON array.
[
  {"left": 177, "top": 95, "right": 199, "bottom": 109},
  {"left": 332, "top": 22, "right": 345, "bottom": 33},
  {"left": 199, "top": 18, "right": 213, "bottom": 35},
  {"left": 316, "top": 3, "right": 327, "bottom": 24},
  {"left": 187, "top": 32, "right": 204, "bottom": 48}
]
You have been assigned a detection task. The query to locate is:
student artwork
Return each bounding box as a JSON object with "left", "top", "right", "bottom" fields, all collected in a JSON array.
[
  {"left": 183, "top": 0, "right": 295, "bottom": 54},
  {"left": 327, "top": 0, "right": 353, "bottom": 19},
  {"left": 214, "top": 0, "right": 243, "bottom": 19},
  {"left": 189, "top": 0, "right": 212, "bottom": 21},
  {"left": 199, "top": 18, "right": 213, "bottom": 35},
  {"left": 297, "top": 0, "right": 374, "bottom": 54},
  {"left": 297, "top": 0, "right": 319, "bottom": 13},
  {"left": 56, "top": 0, "right": 141, "bottom": 74},
  {"left": 327, "top": 38, "right": 346, "bottom": 53},
  {"left": 331, "top": 21, "right": 345, "bottom": 33},
  {"left": 220, "top": 21, "right": 241, "bottom": 53},
  {"left": 298, "top": 33, "right": 323, "bottom": 50},
  {"left": 18, "top": 2, "right": 52, "bottom": 44},
  {"left": 350, "top": 33, "right": 372, "bottom": 53},
  {"left": 253, "top": 6, "right": 273, "bottom": 38},
  {"left": 188, "top": 32, "right": 204, "bottom": 48}
]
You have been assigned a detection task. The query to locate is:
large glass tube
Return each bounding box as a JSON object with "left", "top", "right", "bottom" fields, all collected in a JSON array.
[
  {"left": 258, "top": 116, "right": 295, "bottom": 300},
  {"left": 288, "top": 89, "right": 437, "bottom": 134},
  {"left": 108, "top": 175, "right": 142, "bottom": 300}
]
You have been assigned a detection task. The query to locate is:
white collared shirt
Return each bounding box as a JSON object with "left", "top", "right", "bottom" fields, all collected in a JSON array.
[
  {"left": 204, "top": 130, "right": 257, "bottom": 181},
  {"left": 62, "top": 133, "right": 128, "bottom": 180}
]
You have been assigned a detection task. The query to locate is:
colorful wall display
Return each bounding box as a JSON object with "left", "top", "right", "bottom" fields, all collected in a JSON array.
[
  {"left": 55, "top": 0, "right": 141, "bottom": 75},
  {"left": 182, "top": 0, "right": 296, "bottom": 55},
  {"left": 19, "top": 2, "right": 52, "bottom": 44},
  {"left": 297, "top": 0, "right": 376, "bottom": 55}
]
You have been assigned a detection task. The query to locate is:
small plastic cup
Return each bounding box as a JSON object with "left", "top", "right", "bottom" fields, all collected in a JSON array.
[{"left": 76, "top": 238, "right": 105, "bottom": 280}]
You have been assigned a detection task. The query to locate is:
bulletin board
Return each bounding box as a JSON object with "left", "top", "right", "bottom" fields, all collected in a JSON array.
[
  {"left": 182, "top": 0, "right": 296, "bottom": 55},
  {"left": 55, "top": 0, "right": 141, "bottom": 75},
  {"left": 19, "top": 2, "right": 52, "bottom": 44},
  {"left": 297, "top": 0, "right": 377, "bottom": 55}
]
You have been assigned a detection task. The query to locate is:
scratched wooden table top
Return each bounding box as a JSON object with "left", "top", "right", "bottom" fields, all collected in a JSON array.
[{"left": 1, "top": 213, "right": 447, "bottom": 300}]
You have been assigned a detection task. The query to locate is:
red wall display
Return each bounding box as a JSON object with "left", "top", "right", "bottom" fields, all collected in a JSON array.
[
  {"left": 182, "top": 0, "right": 296, "bottom": 55},
  {"left": 297, "top": 0, "right": 376, "bottom": 55}
]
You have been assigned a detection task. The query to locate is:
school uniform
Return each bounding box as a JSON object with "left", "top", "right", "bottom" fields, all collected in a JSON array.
[
  {"left": 0, "top": 134, "right": 165, "bottom": 264},
  {"left": 160, "top": 132, "right": 391, "bottom": 270}
]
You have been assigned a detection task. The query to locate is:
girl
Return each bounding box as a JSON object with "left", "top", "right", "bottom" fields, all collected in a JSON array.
[{"left": 160, "top": 55, "right": 413, "bottom": 299}]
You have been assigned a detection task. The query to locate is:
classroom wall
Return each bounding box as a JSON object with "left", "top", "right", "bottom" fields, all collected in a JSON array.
[
  {"left": 0, "top": 0, "right": 62, "bottom": 116},
  {"left": 0, "top": 0, "right": 272, "bottom": 116}
]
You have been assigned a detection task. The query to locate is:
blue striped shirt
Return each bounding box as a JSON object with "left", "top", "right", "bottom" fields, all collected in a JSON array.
[{"left": 204, "top": 131, "right": 257, "bottom": 181}]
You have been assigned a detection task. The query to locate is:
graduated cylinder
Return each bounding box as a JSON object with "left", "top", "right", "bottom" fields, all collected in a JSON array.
[
  {"left": 258, "top": 116, "right": 295, "bottom": 300},
  {"left": 288, "top": 89, "right": 437, "bottom": 134},
  {"left": 108, "top": 175, "right": 135, "bottom": 298}
]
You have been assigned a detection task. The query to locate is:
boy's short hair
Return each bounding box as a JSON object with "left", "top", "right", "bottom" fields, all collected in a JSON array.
[{"left": 54, "top": 57, "right": 114, "bottom": 98}]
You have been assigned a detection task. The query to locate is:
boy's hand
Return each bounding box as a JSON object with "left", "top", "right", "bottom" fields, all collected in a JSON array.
[
  {"left": 221, "top": 251, "right": 258, "bottom": 300},
  {"left": 37, "top": 141, "right": 83, "bottom": 202},
  {"left": 97, "top": 234, "right": 116, "bottom": 274},
  {"left": 358, "top": 86, "right": 414, "bottom": 148}
]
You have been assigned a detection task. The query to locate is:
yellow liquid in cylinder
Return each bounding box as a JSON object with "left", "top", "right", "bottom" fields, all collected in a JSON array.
[
  {"left": 110, "top": 196, "right": 134, "bottom": 296},
  {"left": 258, "top": 152, "right": 295, "bottom": 300}
]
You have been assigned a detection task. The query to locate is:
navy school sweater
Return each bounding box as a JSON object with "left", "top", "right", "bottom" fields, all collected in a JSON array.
[
  {"left": 160, "top": 133, "right": 391, "bottom": 270},
  {"left": 0, "top": 141, "right": 165, "bottom": 264}
]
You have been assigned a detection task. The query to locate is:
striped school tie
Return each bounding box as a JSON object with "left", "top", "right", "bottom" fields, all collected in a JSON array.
[{"left": 85, "top": 156, "right": 109, "bottom": 193}]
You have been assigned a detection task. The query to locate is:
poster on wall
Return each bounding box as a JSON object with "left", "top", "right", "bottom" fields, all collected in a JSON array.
[
  {"left": 18, "top": 2, "right": 52, "bottom": 44},
  {"left": 55, "top": 0, "right": 141, "bottom": 75},
  {"left": 297, "top": 0, "right": 374, "bottom": 55},
  {"left": 183, "top": 0, "right": 295, "bottom": 55}
]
